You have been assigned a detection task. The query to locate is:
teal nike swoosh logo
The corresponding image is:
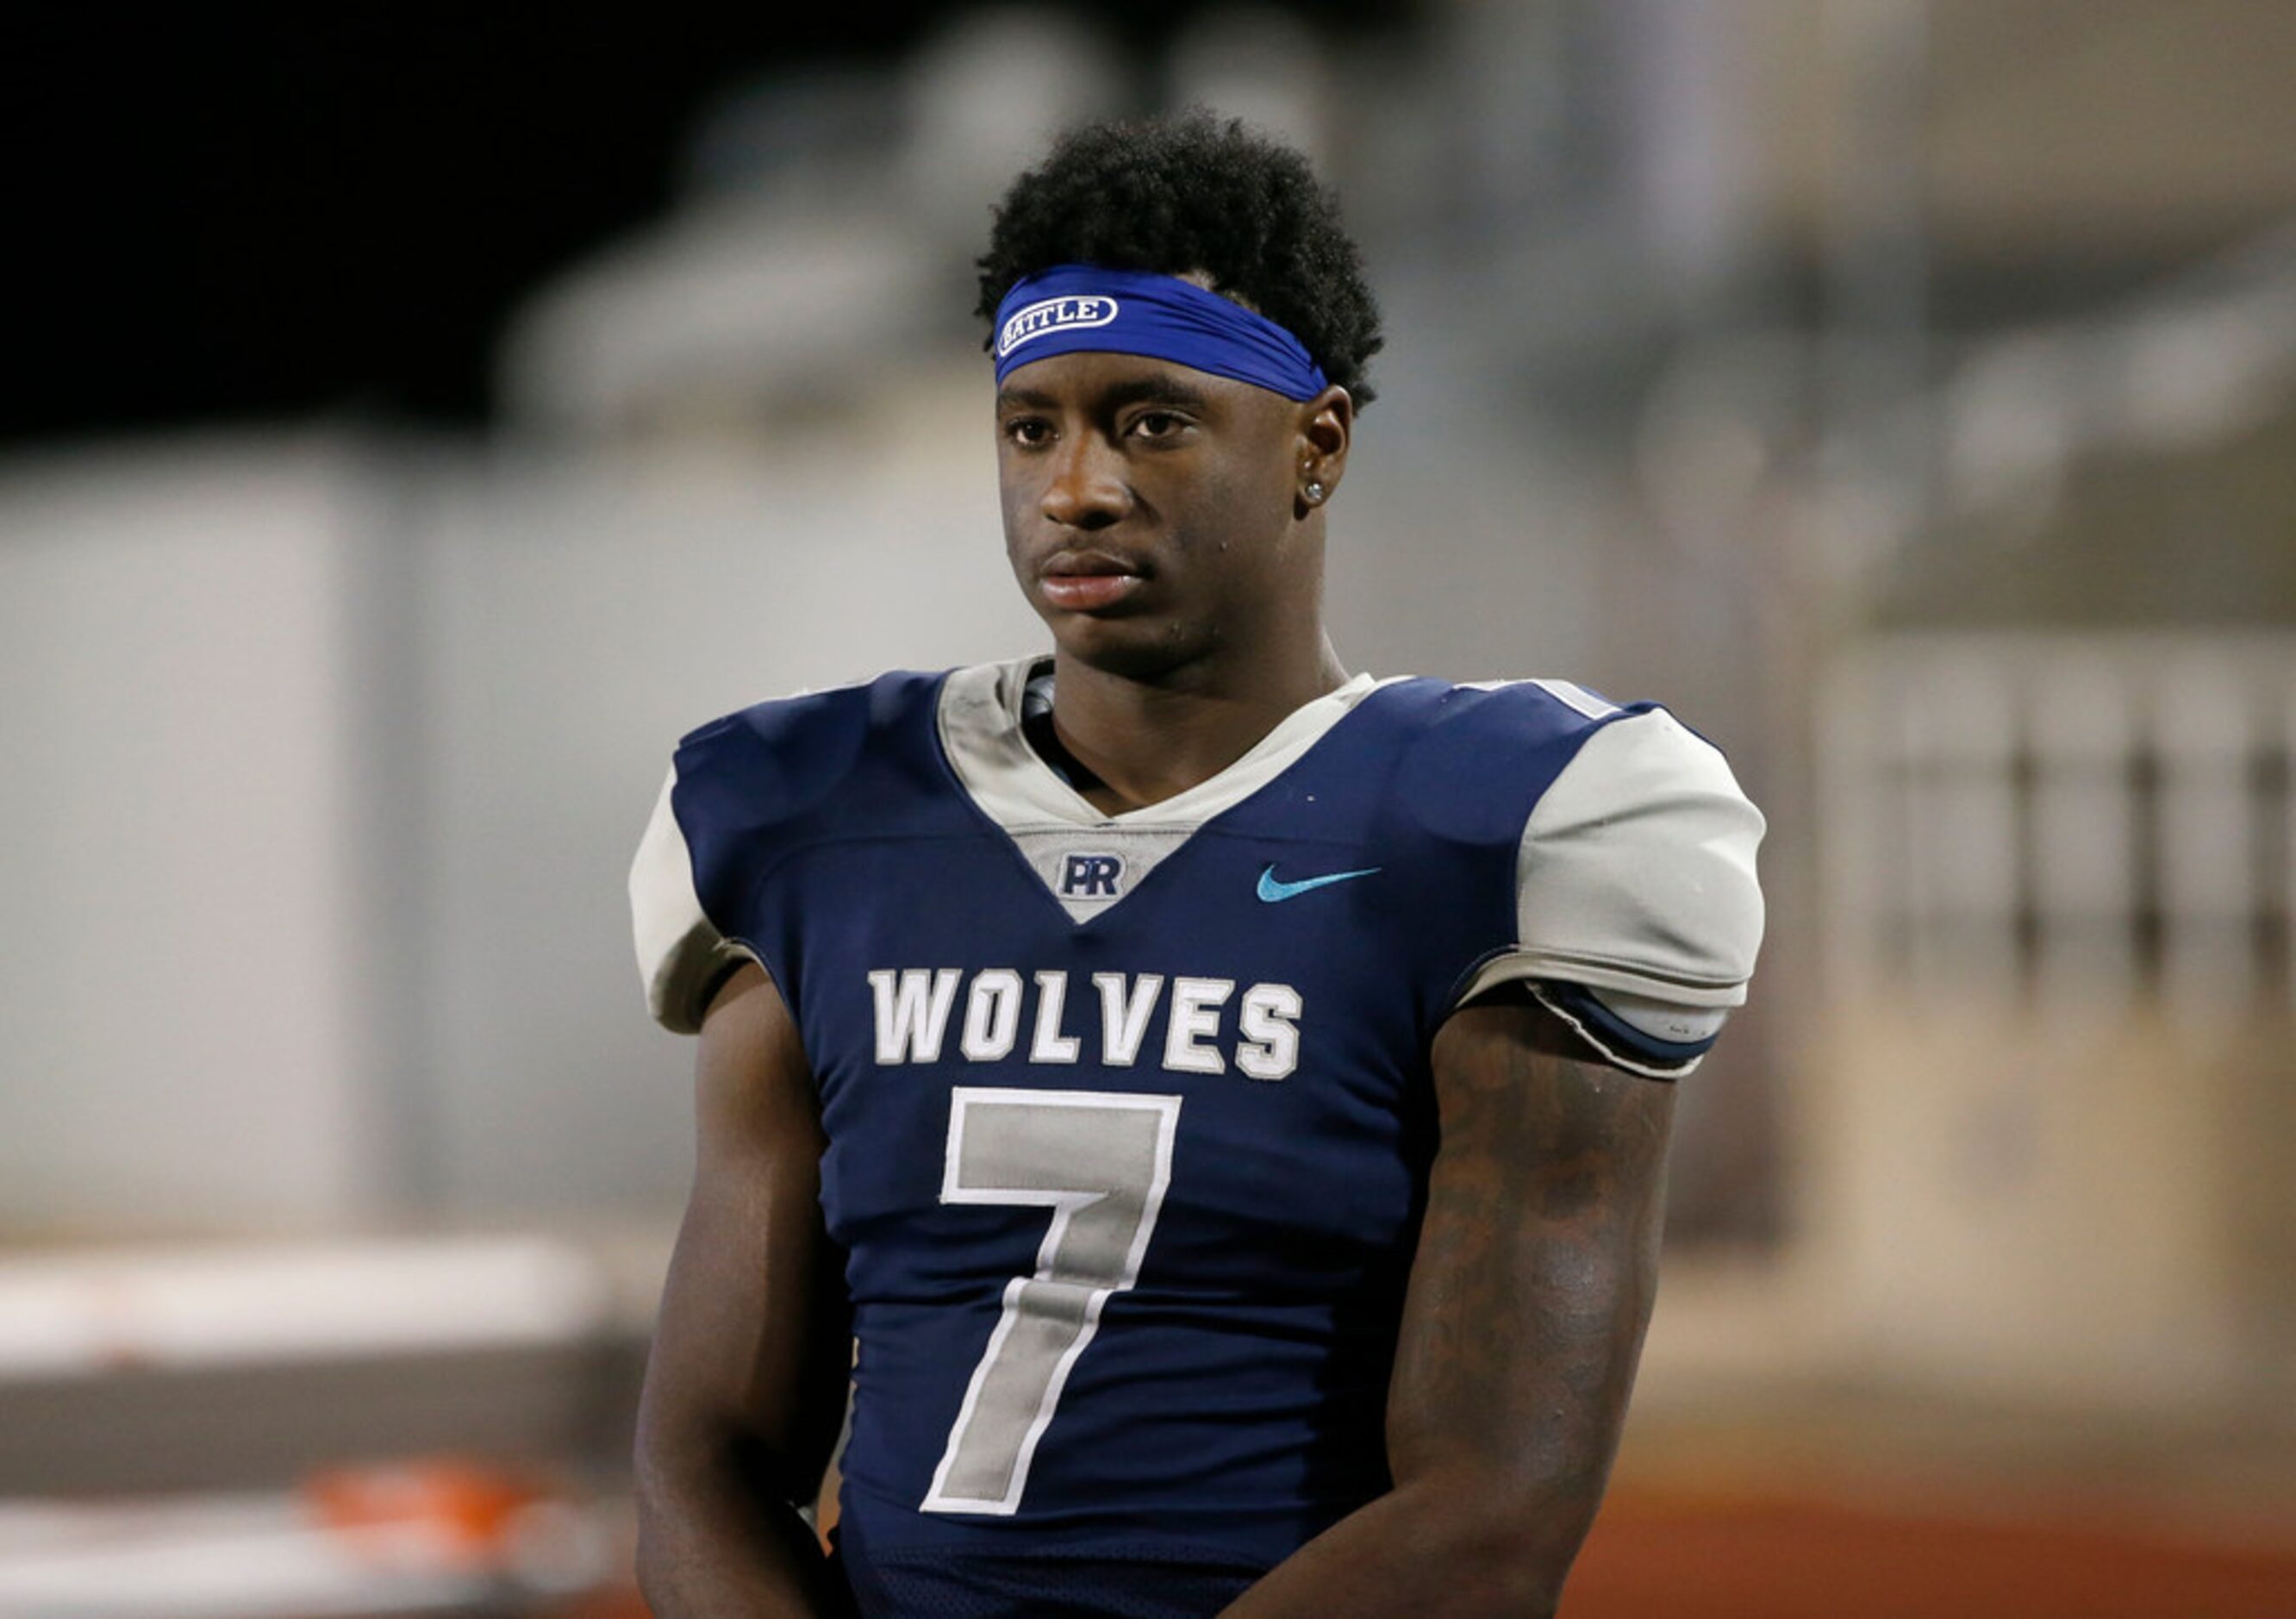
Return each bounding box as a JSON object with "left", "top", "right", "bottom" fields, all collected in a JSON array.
[{"left": 1257, "top": 864, "right": 1382, "bottom": 903}]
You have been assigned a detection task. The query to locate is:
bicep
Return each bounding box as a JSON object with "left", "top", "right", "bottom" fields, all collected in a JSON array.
[
  {"left": 639, "top": 962, "right": 852, "bottom": 1504},
  {"left": 1387, "top": 997, "right": 1675, "bottom": 1512}
]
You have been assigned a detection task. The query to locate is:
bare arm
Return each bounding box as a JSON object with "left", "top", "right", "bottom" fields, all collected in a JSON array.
[
  {"left": 634, "top": 962, "right": 857, "bottom": 1616},
  {"left": 1221, "top": 994, "right": 1675, "bottom": 1617}
]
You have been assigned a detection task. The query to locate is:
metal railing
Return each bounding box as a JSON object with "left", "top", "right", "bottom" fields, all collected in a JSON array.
[{"left": 1820, "top": 631, "right": 2296, "bottom": 1015}]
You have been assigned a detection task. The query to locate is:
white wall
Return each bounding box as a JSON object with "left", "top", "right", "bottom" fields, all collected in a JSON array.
[{"left": 0, "top": 441, "right": 379, "bottom": 1234}]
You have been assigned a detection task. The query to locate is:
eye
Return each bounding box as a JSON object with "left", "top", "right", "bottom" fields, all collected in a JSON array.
[
  {"left": 1127, "top": 409, "right": 1190, "bottom": 442},
  {"left": 1002, "top": 416, "right": 1052, "bottom": 447}
]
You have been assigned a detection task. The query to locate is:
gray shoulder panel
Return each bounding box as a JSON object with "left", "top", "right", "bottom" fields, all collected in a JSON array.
[
  {"left": 1460, "top": 706, "right": 1765, "bottom": 1014},
  {"left": 628, "top": 765, "right": 758, "bottom": 1035}
]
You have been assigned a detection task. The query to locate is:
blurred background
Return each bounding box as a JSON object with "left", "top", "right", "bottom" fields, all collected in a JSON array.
[{"left": 3, "top": 2, "right": 2293, "bottom": 1613}]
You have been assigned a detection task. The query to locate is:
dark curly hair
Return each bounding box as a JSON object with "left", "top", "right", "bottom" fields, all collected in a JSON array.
[{"left": 976, "top": 112, "right": 1383, "bottom": 408}]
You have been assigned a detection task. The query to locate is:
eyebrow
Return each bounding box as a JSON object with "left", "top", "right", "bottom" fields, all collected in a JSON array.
[
  {"left": 995, "top": 371, "right": 1215, "bottom": 414},
  {"left": 1101, "top": 372, "right": 1213, "bottom": 411}
]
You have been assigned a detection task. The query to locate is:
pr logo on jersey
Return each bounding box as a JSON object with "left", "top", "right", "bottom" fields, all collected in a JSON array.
[
  {"left": 997, "top": 294, "right": 1120, "bottom": 359},
  {"left": 1059, "top": 853, "right": 1126, "bottom": 898}
]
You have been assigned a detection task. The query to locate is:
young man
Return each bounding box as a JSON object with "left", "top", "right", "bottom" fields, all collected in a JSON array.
[{"left": 628, "top": 114, "right": 1763, "bottom": 1617}]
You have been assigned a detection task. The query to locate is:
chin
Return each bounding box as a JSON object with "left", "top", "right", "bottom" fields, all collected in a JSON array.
[{"left": 1048, "top": 611, "right": 1220, "bottom": 684}]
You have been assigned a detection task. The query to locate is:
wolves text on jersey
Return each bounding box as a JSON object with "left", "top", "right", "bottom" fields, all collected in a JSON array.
[{"left": 866, "top": 968, "right": 1301, "bottom": 1080}]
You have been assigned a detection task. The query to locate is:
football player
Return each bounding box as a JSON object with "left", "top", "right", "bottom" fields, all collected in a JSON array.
[{"left": 628, "top": 112, "right": 1763, "bottom": 1617}]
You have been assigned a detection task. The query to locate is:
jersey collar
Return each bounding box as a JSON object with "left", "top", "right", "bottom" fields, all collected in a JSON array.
[{"left": 937, "top": 655, "right": 1383, "bottom": 833}]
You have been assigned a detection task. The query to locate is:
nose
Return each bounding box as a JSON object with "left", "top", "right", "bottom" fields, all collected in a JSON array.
[{"left": 1039, "top": 433, "right": 1132, "bottom": 530}]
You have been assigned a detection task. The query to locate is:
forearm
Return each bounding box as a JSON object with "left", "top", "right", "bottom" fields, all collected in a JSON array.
[
  {"left": 635, "top": 1441, "right": 850, "bottom": 1617},
  {"left": 1218, "top": 1285, "right": 1644, "bottom": 1619},
  {"left": 1216, "top": 1466, "right": 1600, "bottom": 1618}
]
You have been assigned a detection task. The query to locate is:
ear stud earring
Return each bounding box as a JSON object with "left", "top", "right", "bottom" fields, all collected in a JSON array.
[{"left": 1304, "top": 481, "right": 1326, "bottom": 503}]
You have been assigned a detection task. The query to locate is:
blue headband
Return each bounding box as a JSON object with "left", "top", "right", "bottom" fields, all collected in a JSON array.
[{"left": 992, "top": 265, "right": 1331, "bottom": 401}]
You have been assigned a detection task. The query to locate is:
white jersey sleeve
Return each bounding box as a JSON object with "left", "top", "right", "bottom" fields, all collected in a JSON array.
[
  {"left": 1459, "top": 707, "right": 1766, "bottom": 1077},
  {"left": 628, "top": 766, "right": 758, "bottom": 1035}
]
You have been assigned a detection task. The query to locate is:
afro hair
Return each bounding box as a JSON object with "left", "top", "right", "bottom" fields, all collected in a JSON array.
[{"left": 976, "top": 111, "right": 1383, "bottom": 408}]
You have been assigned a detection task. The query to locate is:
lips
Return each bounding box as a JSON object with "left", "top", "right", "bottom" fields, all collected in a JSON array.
[{"left": 1039, "top": 549, "right": 1148, "bottom": 612}]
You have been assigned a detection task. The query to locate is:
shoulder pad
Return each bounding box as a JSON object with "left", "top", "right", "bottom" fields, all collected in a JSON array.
[
  {"left": 1393, "top": 678, "right": 1654, "bottom": 849},
  {"left": 1459, "top": 703, "right": 1765, "bottom": 1075},
  {"left": 628, "top": 676, "right": 930, "bottom": 1033}
]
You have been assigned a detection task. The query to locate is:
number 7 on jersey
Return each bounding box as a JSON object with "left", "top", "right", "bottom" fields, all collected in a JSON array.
[{"left": 921, "top": 1088, "right": 1182, "bottom": 1515}]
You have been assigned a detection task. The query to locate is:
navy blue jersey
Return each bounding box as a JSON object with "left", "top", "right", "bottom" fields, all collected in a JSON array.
[{"left": 630, "top": 659, "right": 1763, "bottom": 1613}]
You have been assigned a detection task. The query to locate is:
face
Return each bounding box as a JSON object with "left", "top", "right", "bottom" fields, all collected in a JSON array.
[{"left": 995, "top": 348, "right": 1342, "bottom": 682}]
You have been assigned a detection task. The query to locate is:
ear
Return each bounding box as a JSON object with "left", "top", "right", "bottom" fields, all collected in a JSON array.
[{"left": 1293, "top": 384, "right": 1355, "bottom": 518}]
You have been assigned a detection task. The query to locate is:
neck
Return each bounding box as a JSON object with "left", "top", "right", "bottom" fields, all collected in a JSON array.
[{"left": 1046, "top": 635, "right": 1351, "bottom": 816}]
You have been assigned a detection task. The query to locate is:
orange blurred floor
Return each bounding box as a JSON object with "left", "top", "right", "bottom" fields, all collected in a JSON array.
[{"left": 1566, "top": 1488, "right": 2296, "bottom": 1619}]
